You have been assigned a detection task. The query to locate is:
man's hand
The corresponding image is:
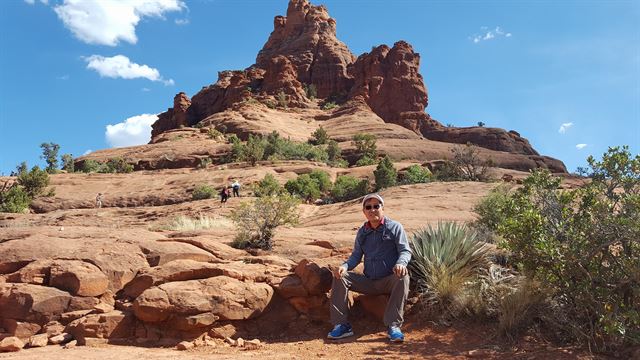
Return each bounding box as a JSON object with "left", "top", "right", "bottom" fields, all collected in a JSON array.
[
  {"left": 393, "top": 264, "right": 408, "bottom": 277},
  {"left": 333, "top": 264, "right": 347, "bottom": 279}
]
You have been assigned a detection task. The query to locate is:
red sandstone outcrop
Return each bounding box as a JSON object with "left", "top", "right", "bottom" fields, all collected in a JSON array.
[
  {"left": 256, "top": 0, "right": 355, "bottom": 98},
  {"left": 151, "top": 92, "right": 191, "bottom": 138}
]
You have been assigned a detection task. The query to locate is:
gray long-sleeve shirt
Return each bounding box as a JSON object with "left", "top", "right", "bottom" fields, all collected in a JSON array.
[{"left": 343, "top": 216, "right": 412, "bottom": 280}]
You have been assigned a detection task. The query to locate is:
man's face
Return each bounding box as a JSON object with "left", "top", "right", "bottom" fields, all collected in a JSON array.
[{"left": 363, "top": 198, "right": 384, "bottom": 224}]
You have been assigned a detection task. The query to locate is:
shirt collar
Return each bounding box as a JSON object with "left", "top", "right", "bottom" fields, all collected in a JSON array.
[{"left": 364, "top": 216, "right": 385, "bottom": 230}]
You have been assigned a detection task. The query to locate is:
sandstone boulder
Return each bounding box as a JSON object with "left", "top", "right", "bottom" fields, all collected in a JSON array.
[
  {"left": 0, "top": 336, "right": 24, "bottom": 352},
  {"left": 66, "top": 310, "right": 136, "bottom": 344},
  {"left": 133, "top": 276, "right": 273, "bottom": 323},
  {"left": 0, "top": 283, "right": 72, "bottom": 324},
  {"left": 49, "top": 260, "right": 109, "bottom": 297}
]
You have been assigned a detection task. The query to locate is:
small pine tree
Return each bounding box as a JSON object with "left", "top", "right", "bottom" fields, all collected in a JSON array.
[
  {"left": 304, "top": 83, "right": 317, "bottom": 99},
  {"left": 374, "top": 156, "right": 397, "bottom": 190},
  {"left": 276, "top": 90, "right": 288, "bottom": 109},
  {"left": 253, "top": 174, "right": 284, "bottom": 197},
  {"left": 310, "top": 126, "right": 328, "bottom": 145},
  {"left": 244, "top": 134, "right": 267, "bottom": 166},
  {"left": 61, "top": 154, "right": 74, "bottom": 172},
  {"left": 352, "top": 133, "right": 377, "bottom": 163},
  {"left": 477, "top": 121, "right": 486, "bottom": 127},
  {"left": 40, "top": 142, "right": 60, "bottom": 173},
  {"left": 327, "top": 140, "right": 342, "bottom": 162}
]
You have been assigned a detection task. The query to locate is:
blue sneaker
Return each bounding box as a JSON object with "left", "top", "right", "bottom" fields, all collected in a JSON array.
[
  {"left": 388, "top": 326, "right": 404, "bottom": 342},
  {"left": 327, "top": 323, "right": 354, "bottom": 339}
]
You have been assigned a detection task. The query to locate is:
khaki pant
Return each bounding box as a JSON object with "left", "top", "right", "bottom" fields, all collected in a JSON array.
[{"left": 330, "top": 272, "right": 409, "bottom": 328}]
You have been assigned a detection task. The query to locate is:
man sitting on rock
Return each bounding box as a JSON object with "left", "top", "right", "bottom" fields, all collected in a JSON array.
[{"left": 328, "top": 193, "right": 411, "bottom": 342}]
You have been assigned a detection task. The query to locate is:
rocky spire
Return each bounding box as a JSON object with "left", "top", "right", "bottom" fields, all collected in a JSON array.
[{"left": 256, "top": 0, "right": 355, "bottom": 98}]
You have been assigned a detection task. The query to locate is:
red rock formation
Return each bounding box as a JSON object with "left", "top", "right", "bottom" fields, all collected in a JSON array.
[
  {"left": 151, "top": 92, "right": 191, "bottom": 138},
  {"left": 261, "top": 55, "right": 306, "bottom": 105},
  {"left": 256, "top": 0, "right": 355, "bottom": 98},
  {"left": 348, "top": 42, "right": 428, "bottom": 126}
]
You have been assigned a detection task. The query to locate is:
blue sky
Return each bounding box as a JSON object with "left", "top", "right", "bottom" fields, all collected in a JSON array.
[{"left": 1, "top": 0, "right": 638, "bottom": 175}]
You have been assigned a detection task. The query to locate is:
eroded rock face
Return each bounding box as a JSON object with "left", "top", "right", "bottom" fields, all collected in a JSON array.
[
  {"left": 256, "top": 0, "right": 355, "bottom": 98},
  {"left": 348, "top": 41, "right": 429, "bottom": 129},
  {"left": 151, "top": 92, "right": 192, "bottom": 138}
]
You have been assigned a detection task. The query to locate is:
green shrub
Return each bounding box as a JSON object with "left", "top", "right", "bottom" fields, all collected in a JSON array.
[
  {"left": 480, "top": 146, "right": 640, "bottom": 350},
  {"left": 402, "top": 165, "right": 432, "bottom": 184},
  {"left": 309, "top": 170, "right": 332, "bottom": 192},
  {"left": 17, "top": 165, "right": 50, "bottom": 199},
  {"left": 355, "top": 156, "right": 376, "bottom": 167},
  {"left": 104, "top": 157, "right": 134, "bottom": 173},
  {"left": 207, "top": 128, "right": 224, "bottom": 140},
  {"left": 276, "top": 90, "right": 288, "bottom": 109},
  {"left": 321, "top": 101, "right": 337, "bottom": 110},
  {"left": 327, "top": 140, "right": 342, "bottom": 162},
  {"left": 374, "top": 156, "right": 397, "bottom": 190},
  {"left": 285, "top": 174, "right": 321, "bottom": 201},
  {"left": 352, "top": 133, "right": 377, "bottom": 163},
  {"left": 79, "top": 159, "right": 103, "bottom": 173},
  {"left": 230, "top": 193, "right": 300, "bottom": 250},
  {"left": 408, "top": 222, "right": 490, "bottom": 318},
  {"left": 0, "top": 184, "right": 30, "bottom": 213},
  {"left": 61, "top": 154, "right": 74, "bottom": 172},
  {"left": 473, "top": 184, "right": 511, "bottom": 233},
  {"left": 242, "top": 134, "right": 267, "bottom": 166},
  {"left": 192, "top": 184, "right": 216, "bottom": 200},
  {"left": 310, "top": 126, "right": 328, "bottom": 145},
  {"left": 330, "top": 175, "right": 369, "bottom": 202},
  {"left": 253, "top": 174, "right": 284, "bottom": 197}
]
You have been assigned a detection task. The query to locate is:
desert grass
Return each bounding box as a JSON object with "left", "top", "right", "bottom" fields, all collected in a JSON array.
[{"left": 156, "top": 215, "right": 233, "bottom": 231}]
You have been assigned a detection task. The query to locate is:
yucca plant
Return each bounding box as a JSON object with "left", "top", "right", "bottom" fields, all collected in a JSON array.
[{"left": 408, "top": 222, "right": 490, "bottom": 317}]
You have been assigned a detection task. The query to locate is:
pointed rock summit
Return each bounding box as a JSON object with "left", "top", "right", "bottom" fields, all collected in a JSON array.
[{"left": 256, "top": 0, "right": 355, "bottom": 98}]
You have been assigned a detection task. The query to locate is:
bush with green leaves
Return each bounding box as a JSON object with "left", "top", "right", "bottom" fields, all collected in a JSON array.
[
  {"left": 192, "top": 184, "right": 216, "bottom": 200},
  {"left": 309, "top": 126, "right": 328, "bottom": 145},
  {"left": 17, "top": 165, "right": 51, "bottom": 198},
  {"left": 61, "top": 154, "right": 74, "bottom": 172},
  {"left": 330, "top": 175, "right": 369, "bottom": 202},
  {"left": 309, "top": 170, "right": 332, "bottom": 193},
  {"left": 40, "top": 142, "right": 60, "bottom": 173},
  {"left": 285, "top": 174, "right": 321, "bottom": 202},
  {"left": 79, "top": 159, "right": 103, "bottom": 173},
  {"left": 240, "top": 134, "right": 267, "bottom": 166},
  {"left": 230, "top": 193, "right": 300, "bottom": 250},
  {"left": 352, "top": 133, "right": 377, "bottom": 164},
  {"left": 401, "top": 164, "right": 432, "bottom": 184},
  {"left": 477, "top": 146, "right": 639, "bottom": 350},
  {"left": 321, "top": 101, "right": 337, "bottom": 110},
  {"left": 105, "top": 157, "right": 134, "bottom": 173},
  {"left": 253, "top": 174, "right": 284, "bottom": 197},
  {"left": 0, "top": 183, "right": 30, "bottom": 213},
  {"left": 374, "top": 155, "right": 397, "bottom": 190},
  {"left": 276, "top": 90, "right": 288, "bottom": 109},
  {"left": 207, "top": 128, "right": 224, "bottom": 140},
  {"left": 408, "top": 222, "right": 490, "bottom": 318}
]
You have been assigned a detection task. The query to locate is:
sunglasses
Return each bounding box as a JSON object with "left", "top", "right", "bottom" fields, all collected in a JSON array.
[{"left": 364, "top": 204, "right": 382, "bottom": 210}]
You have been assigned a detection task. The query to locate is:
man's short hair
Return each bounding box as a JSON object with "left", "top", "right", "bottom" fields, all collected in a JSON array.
[{"left": 362, "top": 193, "right": 384, "bottom": 207}]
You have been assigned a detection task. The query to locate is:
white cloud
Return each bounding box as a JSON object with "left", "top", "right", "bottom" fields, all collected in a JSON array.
[
  {"left": 24, "top": 0, "right": 48, "bottom": 5},
  {"left": 471, "top": 26, "right": 512, "bottom": 43},
  {"left": 141, "top": 87, "right": 151, "bottom": 92},
  {"left": 175, "top": 18, "right": 189, "bottom": 25},
  {"left": 105, "top": 113, "right": 158, "bottom": 148},
  {"left": 84, "top": 55, "right": 174, "bottom": 85},
  {"left": 83, "top": 149, "right": 93, "bottom": 155},
  {"left": 576, "top": 144, "right": 587, "bottom": 150},
  {"left": 54, "top": 0, "right": 185, "bottom": 46},
  {"left": 57, "top": 74, "right": 70, "bottom": 80},
  {"left": 559, "top": 122, "right": 574, "bottom": 134}
]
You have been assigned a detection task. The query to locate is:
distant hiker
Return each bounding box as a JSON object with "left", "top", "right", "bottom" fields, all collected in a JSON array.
[
  {"left": 231, "top": 179, "right": 241, "bottom": 197},
  {"left": 327, "top": 193, "right": 411, "bottom": 343},
  {"left": 95, "top": 193, "right": 103, "bottom": 208},
  {"left": 220, "top": 187, "right": 230, "bottom": 203}
]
